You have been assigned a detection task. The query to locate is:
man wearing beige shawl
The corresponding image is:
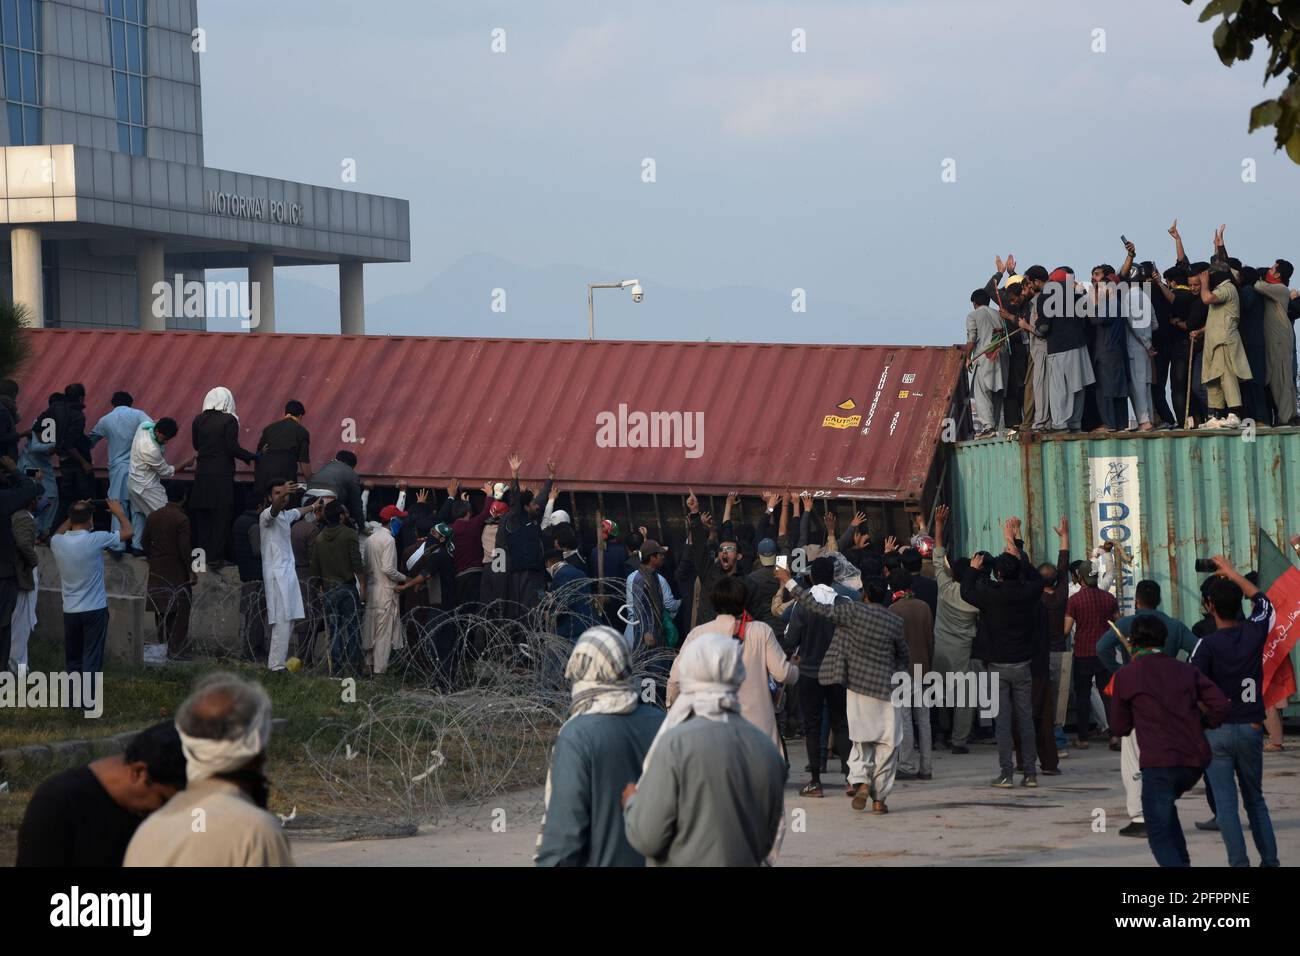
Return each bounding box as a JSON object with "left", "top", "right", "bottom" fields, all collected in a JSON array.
[
  {"left": 362, "top": 508, "right": 407, "bottom": 674},
  {"left": 125, "top": 673, "right": 293, "bottom": 866}
]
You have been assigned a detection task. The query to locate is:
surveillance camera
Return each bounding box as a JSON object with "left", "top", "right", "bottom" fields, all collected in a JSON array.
[{"left": 630, "top": 282, "right": 644, "bottom": 303}]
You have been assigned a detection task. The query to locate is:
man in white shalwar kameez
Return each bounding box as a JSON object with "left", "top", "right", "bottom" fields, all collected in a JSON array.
[
  {"left": 362, "top": 515, "right": 406, "bottom": 674},
  {"left": 260, "top": 481, "right": 313, "bottom": 671},
  {"left": 128, "top": 418, "right": 185, "bottom": 528}
]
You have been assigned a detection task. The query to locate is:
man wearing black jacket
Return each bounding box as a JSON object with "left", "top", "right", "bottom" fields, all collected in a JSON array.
[
  {"left": 685, "top": 489, "right": 746, "bottom": 625},
  {"left": 961, "top": 517, "right": 1045, "bottom": 789},
  {"left": 786, "top": 556, "right": 851, "bottom": 797},
  {"left": 500, "top": 453, "right": 553, "bottom": 620},
  {"left": 0, "top": 458, "right": 41, "bottom": 672}
]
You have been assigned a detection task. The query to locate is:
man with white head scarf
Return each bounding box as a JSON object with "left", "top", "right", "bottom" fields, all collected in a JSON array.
[
  {"left": 535, "top": 627, "right": 663, "bottom": 866},
  {"left": 124, "top": 672, "right": 293, "bottom": 866},
  {"left": 189, "top": 386, "right": 256, "bottom": 567},
  {"left": 623, "top": 632, "right": 785, "bottom": 867}
]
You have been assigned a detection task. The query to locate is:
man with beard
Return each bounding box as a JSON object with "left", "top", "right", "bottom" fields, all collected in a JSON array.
[
  {"left": 685, "top": 489, "right": 746, "bottom": 624},
  {"left": 125, "top": 673, "right": 294, "bottom": 866}
]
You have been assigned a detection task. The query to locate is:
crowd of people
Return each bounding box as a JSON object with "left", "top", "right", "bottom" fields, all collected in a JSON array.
[
  {"left": 535, "top": 495, "right": 1296, "bottom": 867},
  {"left": 2, "top": 369, "right": 1296, "bottom": 869},
  {"left": 965, "top": 223, "right": 1300, "bottom": 436}
]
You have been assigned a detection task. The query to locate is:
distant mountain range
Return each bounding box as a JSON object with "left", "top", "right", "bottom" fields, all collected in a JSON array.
[{"left": 207, "top": 253, "right": 943, "bottom": 347}]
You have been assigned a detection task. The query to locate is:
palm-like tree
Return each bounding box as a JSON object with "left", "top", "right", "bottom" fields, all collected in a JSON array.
[{"left": 0, "top": 297, "right": 33, "bottom": 381}]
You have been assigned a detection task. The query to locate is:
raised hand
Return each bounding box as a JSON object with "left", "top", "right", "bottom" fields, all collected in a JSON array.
[
  {"left": 507, "top": 453, "right": 522, "bottom": 475},
  {"left": 480, "top": 481, "right": 494, "bottom": 497},
  {"left": 685, "top": 489, "right": 699, "bottom": 513},
  {"left": 851, "top": 510, "right": 867, "bottom": 528},
  {"left": 546, "top": 458, "right": 556, "bottom": 479},
  {"left": 445, "top": 478, "right": 459, "bottom": 498},
  {"left": 764, "top": 491, "right": 780, "bottom": 510},
  {"left": 1053, "top": 516, "right": 1069, "bottom": 538},
  {"left": 884, "top": 535, "right": 898, "bottom": 553},
  {"left": 1005, "top": 254, "right": 1016, "bottom": 274},
  {"left": 823, "top": 511, "right": 837, "bottom": 533},
  {"left": 995, "top": 255, "right": 1005, "bottom": 273},
  {"left": 1168, "top": 218, "right": 1180, "bottom": 239},
  {"left": 416, "top": 488, "right": 430, "bottom": 504}
]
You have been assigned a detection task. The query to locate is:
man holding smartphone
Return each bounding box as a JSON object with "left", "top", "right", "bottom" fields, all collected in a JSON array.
[{"left": 50, "top": 497, "right": 134, "bottom": 675}]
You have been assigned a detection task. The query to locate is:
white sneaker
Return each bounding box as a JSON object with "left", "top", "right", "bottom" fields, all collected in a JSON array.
[
  {"left": 1223, "top": 413, "right": 1242, "bottom": 428},
  {"left": 1200, "top": 417, "right": 1225, "bottom": 430}
]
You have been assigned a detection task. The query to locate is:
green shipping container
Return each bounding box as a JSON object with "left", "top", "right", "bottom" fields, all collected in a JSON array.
[{"left": 950, "top": 430, "right": 1300, "bottom": 708}]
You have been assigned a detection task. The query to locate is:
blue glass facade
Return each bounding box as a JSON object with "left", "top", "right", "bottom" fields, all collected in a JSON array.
[
  {"left": 1, "top": 0, "right": 41, "bottom": 145},
  {"left": 105, "top": 0, "right": 145, "bottom": 155}
]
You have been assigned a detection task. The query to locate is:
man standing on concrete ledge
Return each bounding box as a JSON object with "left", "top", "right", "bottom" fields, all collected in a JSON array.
[{"left": 51, "top": 498, "right": 133, "bottom": 675}]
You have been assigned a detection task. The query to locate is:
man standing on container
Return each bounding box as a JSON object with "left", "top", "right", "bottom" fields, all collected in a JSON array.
[
  {"left": 1254, "top": 259, "right": 1300, "bottom": 425},
  {"left": 1197, "top": 264, "right": 1253, "bottom": 430},
  {"left": 1039, "top": 268, "right": 1096, "bottom": 432},
  {"left": 965, "top": 289, "right": 1008, "bottom": 437}
]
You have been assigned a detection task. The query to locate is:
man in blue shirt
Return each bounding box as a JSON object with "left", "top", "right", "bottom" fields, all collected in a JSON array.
[
  {"left": 89, "top": 392, "right": 151, "bottom": 555},
  {"left": 1189, "top": 556, "right": 1280, "bottom": 867},
  {"left": 50, "top": 499, "right": 134, "bottom": 674}
]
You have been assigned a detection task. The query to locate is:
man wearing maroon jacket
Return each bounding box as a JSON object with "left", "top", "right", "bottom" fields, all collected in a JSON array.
[
  {"left": 1065, "top": 566, "right": 1119, "bottom": 748},
  {"left": 1111, "top": 615, "right": 1230, "bottom": 867}
]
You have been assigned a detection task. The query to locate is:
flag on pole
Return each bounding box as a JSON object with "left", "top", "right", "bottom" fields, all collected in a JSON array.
[{"left": 1257, "top": 530, "right": 1300, "bottom": 709}]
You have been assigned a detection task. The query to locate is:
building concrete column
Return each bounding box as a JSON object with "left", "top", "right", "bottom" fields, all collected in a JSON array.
[
  {"left": 136, "top": 238, "right": 166, "bottom": 330},
  {"left": 248, "top": 251, "right": 275, "bottom": 333},
  {"left": 339, "top": 260, "right": 365, "bottom": 335},
  {"left": 10, "top": 227, "right": 43, "bottom": 327}
]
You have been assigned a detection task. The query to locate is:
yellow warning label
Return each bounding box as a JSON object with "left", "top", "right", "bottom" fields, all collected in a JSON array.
[{"left": 822, "top": 414, "right": 862, "bottom": 429}]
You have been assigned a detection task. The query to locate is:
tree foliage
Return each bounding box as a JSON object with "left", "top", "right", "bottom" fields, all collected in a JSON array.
[
  {"left": 0, "top": 297, "right": 33, "bottom": 381},
  {"left": 1187, "top": 0, "right": 1300, "bottom": 161}
]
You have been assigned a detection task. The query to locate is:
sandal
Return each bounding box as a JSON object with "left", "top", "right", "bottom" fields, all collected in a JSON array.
[
  {"left": 1264, "top": 743, "right": 1284, "bottom": 752},
  {"left": 845, "top": 782, "right": 860, "bottom": 797},
  {"left": 799, "top": 782, "right": 824, "bottom": 798}
]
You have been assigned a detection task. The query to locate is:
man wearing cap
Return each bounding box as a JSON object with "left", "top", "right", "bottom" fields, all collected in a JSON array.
[
  {"left": 1018, "top": 265, "right": 1052, "bottom": 430},
  {"left": 744, "top": 538, "right": 785, "bottom": 642},
  {"left": 125, "top": 673, "right": 293, "bottom": 866},
  {"left": 362, "top": 504, "right": 408, "bottom": 675},
  {"left": 624, "top": 540, "right": 679, "bottom": 650}
]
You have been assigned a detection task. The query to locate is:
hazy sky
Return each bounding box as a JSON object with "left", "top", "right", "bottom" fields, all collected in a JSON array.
[{"left": 198, "top": 0, "right": 1297, "bottom": 345}]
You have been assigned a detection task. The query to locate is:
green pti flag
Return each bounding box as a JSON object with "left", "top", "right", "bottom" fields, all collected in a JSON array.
[{"left": 1257, "top": 529, "right": 1294, "bottom": 592}]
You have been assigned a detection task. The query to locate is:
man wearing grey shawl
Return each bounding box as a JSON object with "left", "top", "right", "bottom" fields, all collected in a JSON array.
[
  {"left": 623, "top": 632, "right": 785, "bottom": 867},
  {"left": 535, "top": 626, "right": 663, "bottom": 866}
]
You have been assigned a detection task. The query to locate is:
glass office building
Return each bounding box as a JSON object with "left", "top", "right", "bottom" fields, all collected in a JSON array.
[{"left": 0, "top": 0, "right": 409, "bottom": 332}]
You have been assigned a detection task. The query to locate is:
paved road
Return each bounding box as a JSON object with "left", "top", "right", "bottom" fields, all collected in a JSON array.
[{"left": 294, "top": 735, "right": 1299, "bottom": 867}]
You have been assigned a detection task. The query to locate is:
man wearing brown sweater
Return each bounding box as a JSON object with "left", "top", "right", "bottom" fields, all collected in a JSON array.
[{"left": 890, "top": 571, "right": 934, "bottom": 781}]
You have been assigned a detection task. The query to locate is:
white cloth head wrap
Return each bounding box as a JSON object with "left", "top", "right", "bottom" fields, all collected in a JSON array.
[
  {"left": 202, "top": 386, "right": 237, "bottom": 420},
  {"left": 639, "top": 631, "right": 744, "bottom": 775},
  {"left": 176, "top": 692, "right": 272, "bottom": 784}
]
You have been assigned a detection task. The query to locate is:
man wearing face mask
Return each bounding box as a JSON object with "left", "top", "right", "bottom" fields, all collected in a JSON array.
[
  {"left": 685, "top": 490, "right": 747, "bottom": 625},
  {"left": 17, "top": 721, "right": 186, "bottom": 866},
  {"left": 125, "top": 673, "right": 293, "bottom": 866}
]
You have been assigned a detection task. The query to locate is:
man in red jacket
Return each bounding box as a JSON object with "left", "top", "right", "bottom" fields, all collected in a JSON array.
[{"left": 1111, "top": 616, "right": 1230, "bottom": 867}]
